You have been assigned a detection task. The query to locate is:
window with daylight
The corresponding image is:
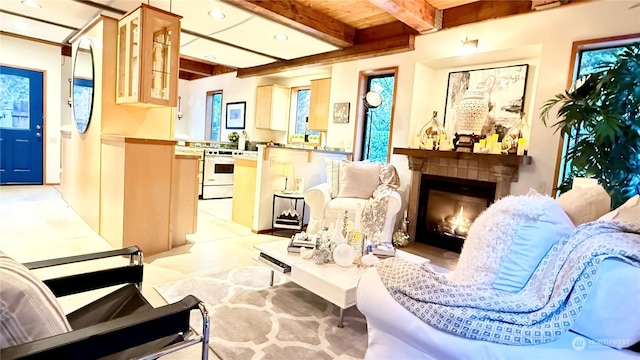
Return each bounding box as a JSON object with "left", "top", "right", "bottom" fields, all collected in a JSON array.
[
  {"left": 556, "top": 36, "right": 639, "bottom": 194},
  {"left": 205, "top": 90, "right": 222, "bottom": 141},
  {"left": 358, "top": 70, "right": 396, "bottom": 163},
  {"left": 289, "top": 87, "right": 318, "bottom": 141}
]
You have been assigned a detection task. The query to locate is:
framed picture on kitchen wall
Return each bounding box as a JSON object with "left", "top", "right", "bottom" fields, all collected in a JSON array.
[
  {"left": 443, "top": 64, "right": 529, "bottom": 137},
  {"left": 225, "top": 101, "right": 246, "bottom": 129}
]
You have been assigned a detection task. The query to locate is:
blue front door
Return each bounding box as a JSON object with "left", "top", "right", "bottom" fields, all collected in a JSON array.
[{"left": 0, "top": 66, "right": 44, "bottom": 185}]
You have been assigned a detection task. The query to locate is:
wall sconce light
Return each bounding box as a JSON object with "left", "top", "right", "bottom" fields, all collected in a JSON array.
[
  {"left": 458, "top": 38, "right": 479, "bottom": 55},
  {"left": 177, "top": 96, "right": 183, "bottom": 120}
]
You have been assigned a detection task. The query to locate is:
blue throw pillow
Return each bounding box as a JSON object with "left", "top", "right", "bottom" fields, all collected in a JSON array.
[{"left": 492, "top": 192, "right": 575, "bottom": 293}]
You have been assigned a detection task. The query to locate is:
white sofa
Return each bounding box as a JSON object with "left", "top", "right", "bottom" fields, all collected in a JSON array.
[
  {"left": 304, "top": 182, "right": 401, "bottom": 241},
  {"left": 357, "top": 262, "right": 640, "bottom": 360},
  {"left": 356, "top": 191, "right": 640, "bottom": 360}
]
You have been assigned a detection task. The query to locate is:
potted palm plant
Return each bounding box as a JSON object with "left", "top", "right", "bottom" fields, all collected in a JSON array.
[{"left": 540, "top": 43, "right": 640, "bottom": 208}]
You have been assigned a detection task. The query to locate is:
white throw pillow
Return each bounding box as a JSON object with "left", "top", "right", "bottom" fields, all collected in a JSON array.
[
  {"left": 557, "top": 185, "right": 611, "bottom": 226},
  {"left": 0, "top": 252, "right": 72, "bottom": 349},
  {"left": 598, "top": 194, "right": 639, "bottom": 223},
  {"left": 337, "top": 161, "right": 381, "bottom": 199},
  {"left": 571, "top": 258, "right": 640, "bottom": 349},
  {"left": 449, "top": 189, "right": 575, "bottom": 291}
]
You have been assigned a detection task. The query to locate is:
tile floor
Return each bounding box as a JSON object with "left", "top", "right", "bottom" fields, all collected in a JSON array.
[
  {"left": 0, "top": 185, "right": 458, "bottom": 359},
  {"left": 0, "top": 185, "right": 283, "bottom": 359}
]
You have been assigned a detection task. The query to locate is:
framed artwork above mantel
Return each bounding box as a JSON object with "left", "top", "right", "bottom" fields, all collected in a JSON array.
[{"left": 443, "top": 64, "right": 529, "bottom": 137}]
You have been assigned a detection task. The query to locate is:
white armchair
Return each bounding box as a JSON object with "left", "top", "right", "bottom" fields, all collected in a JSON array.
[{"left": 304, "top": 161, "right": 402, "bottom": 242}]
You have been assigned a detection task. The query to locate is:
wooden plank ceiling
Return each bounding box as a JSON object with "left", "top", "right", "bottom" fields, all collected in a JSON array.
[{"left": 182, "top": 0, "right": 569, "bottom": 79}]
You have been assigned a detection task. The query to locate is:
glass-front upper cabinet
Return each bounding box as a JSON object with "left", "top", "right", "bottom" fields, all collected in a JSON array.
[{"left": 116, "top": 4, "right": 181, "bottom": 107}]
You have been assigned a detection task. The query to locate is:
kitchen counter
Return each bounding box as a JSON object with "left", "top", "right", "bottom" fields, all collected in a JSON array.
[
  {"left": 262, "top": 144, "right": 352, "bottom": 162},
  {"left": 233, "top": 151, "right": 258, "bottom": 162}
]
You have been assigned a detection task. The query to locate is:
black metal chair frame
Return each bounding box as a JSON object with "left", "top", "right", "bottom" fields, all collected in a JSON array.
[{"left": 0, "top": 246, "right": 210, "bottom": 360}]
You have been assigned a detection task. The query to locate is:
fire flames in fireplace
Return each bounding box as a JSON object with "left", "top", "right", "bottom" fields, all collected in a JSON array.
[
  {"left": 439, "top": 206, "right": 472, "bottom": 237},
  {"left": 417, "top": 175, "right": 496, "bottom": 253}
]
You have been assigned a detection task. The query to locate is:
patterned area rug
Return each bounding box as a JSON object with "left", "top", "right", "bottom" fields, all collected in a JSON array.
[{"left": 154, "top": 266, "right": 367, "bottom": 360}]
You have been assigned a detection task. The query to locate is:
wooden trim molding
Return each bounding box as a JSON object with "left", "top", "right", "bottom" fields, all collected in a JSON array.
[
  {"left": 101, "top": 135, "right": 177, "bottom": 146},
  {"left": 237, "top": 34, "right": 414, "bottom": 78}
]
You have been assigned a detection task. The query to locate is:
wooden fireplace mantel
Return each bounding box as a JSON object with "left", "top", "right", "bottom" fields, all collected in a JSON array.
[
  {"left": 393, "top": 148, "right": 532, "bottom": 168},
  {"left": 393, "top": 147, "right": 532, "bottom": 243}
]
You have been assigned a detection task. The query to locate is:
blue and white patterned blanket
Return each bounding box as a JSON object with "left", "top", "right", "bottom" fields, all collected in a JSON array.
[{"left": 376, "top": 221, "right": 640, "bottom": 346}]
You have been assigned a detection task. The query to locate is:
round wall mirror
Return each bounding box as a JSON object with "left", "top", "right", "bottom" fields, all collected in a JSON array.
[{"left": 72, "top": 39, "right": 95, "bottom": 134}]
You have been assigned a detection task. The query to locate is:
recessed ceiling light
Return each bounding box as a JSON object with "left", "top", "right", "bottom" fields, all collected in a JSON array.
[
  {"left": 21, "top": 0, "right": 41, "bottom": 8},
  {"left": 208, "top": 10, "right": 225, "bottom": 19},
  {"left": 274, "top": 34, "right": 288, "bottom": 41},
  {"left": 12, "top": 22, "right": 28, "bottom": 31},
  {"left": 204, "top": 55, "right": 216, "bottom": 61}
]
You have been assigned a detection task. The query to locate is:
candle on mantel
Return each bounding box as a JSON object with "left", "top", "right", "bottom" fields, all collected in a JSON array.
[
  {"left": 424, "top": 138, "right": 434, "bottom": 150},
  {"left": 491, "top": 141, "right": 502, "bottom": 154},
  {"left": 517, "top": 138, "right": 527, "bottom": 156}
]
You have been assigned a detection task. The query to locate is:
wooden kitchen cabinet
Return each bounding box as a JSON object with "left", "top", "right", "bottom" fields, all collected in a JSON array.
[
  {"left": 232, "top": 157, "right": 257, "bottom": 229},
  {"left": 116, "top": 4, "right": 181, "bottom": 107},
  {"left": 100, "top": 136, "right": 176, "bottom": 255},
  {"left": 255, "top": 85, "right": 290, "bottom": 131},
  {"left": 308, "top": 78, "right": 331, "bottom": 131}
]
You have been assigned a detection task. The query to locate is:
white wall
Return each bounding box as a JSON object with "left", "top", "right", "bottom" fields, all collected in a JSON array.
[
  {"left": 179, "top": 72, "right": 263, "bottom": 143},
  {"left": 61, "top": 55, "right": 72, "bottom": 128},
  {"left": 174, "top": 79, "right": 191, "bottom": 137},
  {"left": 0, "top": 35, "right": 64, "bottom": 184}
]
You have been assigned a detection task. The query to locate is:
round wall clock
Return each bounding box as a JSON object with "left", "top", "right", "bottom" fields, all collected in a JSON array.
[{"left": 364, "top": 91, "right": 382, "bottom": 108}]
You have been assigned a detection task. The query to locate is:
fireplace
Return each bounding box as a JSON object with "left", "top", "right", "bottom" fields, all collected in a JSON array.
[
  {"left": 393, "top": 147, "right": 531, "bottom": 251},
  {"left": 416, "top": 175, "right": 496, "bottom": 253}
]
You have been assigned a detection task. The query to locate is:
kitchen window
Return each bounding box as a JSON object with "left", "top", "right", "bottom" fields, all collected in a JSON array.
[
  {"left": 205, "top": 90, "right": 222, "bottom": 141},
  {"left": 289, "top": 86, "right": 318, "bottom": 142}
]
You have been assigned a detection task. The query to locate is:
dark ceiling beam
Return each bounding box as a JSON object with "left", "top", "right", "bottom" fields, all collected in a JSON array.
[
  {"left": 236, "top": 34, "right": 415, "bottom": 78},
  {"left": 62, "top": 45, "right": 72, "bottom": 57},
  {"left": 440, "top": 0, "right": 534, "bottom": 29},
  {"left": 367, "top": 0, "right": 437, "bottom": 32},
  {"left": 218, "top": 0, "right": 356, "bottom": 48},
  {"left": 356, "top": 21, "right": 418, "bottom": 43},
  {"left": 179, "top": 56, "right": 236, "bottom": 80}
]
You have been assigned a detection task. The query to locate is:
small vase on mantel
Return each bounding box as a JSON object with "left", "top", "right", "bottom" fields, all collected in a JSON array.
[
  {"left": 418, "top": 111, "right": 446, "bottom": 150},
  {"left": 503, "top": 112, "right": 530, "bottom": 155},
  {"left": 455, "top": 88, "right": 489, "bottom": 135}
]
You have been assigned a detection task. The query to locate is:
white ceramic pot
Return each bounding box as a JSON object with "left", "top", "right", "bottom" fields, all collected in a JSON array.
[{"left": 455, "top": 89, "right": 488, "bottom": 134}]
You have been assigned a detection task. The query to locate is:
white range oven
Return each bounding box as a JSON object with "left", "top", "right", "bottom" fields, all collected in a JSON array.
[{"left": 202, "top": 149, "right": 243, "bottom": 200}]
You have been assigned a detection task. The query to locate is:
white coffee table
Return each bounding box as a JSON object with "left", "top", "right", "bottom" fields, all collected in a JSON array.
[{"left": 254, "top": 239, "right": 429, "bottom": 327}]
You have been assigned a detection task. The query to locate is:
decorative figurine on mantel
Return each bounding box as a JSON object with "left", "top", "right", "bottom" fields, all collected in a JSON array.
[
  {"left": 454, "top": 86, "right": 489, "bottom": 152},
  {"left": 418, "top": 111, "right": 446, "bottom": 150}
]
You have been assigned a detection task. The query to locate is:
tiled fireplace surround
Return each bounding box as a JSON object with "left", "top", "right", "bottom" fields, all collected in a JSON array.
[{"left": 393, "top": 148, "right": 532, "bottom": 243}]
